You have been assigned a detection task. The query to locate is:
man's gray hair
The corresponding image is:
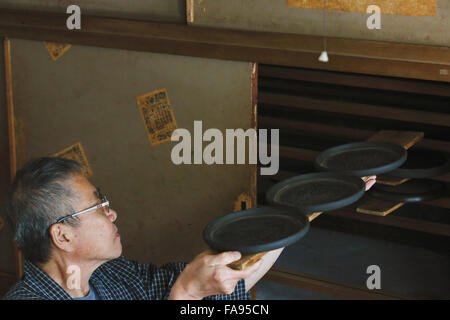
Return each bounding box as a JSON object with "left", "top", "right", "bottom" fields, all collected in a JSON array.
[{"left": 7, "top": 157, "right": 84, "bottom": 264}]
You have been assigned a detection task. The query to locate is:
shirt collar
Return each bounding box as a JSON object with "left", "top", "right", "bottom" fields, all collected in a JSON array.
[{"left": 23, "top": 260, "right": 72, "bottom": 300}]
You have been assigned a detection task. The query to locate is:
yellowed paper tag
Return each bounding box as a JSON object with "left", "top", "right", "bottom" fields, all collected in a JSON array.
[
  {"left": 44, "top": 42, "right": 72, "bottom": 61},
  {"left": 51, "top": 142, "right": 93, "bottom": 177},
  {"left": 286, "top": 0, "right": 436, "bottom": 16},
  {"left": 137, "top": 88, "right": 178, "bottom": 146}
]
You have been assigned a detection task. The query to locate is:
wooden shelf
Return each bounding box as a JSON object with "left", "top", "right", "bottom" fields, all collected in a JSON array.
[
  {"left": 260, "top": 116, "right": 450, "bottom": 154},
  {"left": 279, "top": 146, "right": 317, "bottom": 162},
  {"left": 259, "top": 65, "right": 450, "bottom": 98},
  {"left": 263, "top": 267, "right": 408, "bottom": 300},
  {"left": 257, "top": 59, "right": 449, "bottom": 297},
  {"left": 327, "top": 206, "right": 450, "bottom": 238},
  {"left": 260, "top": 92, "right": 450, "bottom": 128}
]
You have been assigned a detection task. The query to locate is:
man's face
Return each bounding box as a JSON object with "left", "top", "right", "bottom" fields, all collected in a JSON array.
[{"left": 67, "top": 174, "right": 122, "bottom": 263}]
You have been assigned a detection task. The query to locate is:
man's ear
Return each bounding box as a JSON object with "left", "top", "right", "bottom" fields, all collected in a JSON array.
[{"left": 48, "top": 223, "right": 76, "bottom": 252}]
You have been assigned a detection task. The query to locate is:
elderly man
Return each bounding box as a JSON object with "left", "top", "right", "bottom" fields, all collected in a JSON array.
[
  {"left": 3, "top": 157, "right": 376, "bottom": 300},
  {"left": 2, "top": 157, "right": 283, "bottom": 300}
]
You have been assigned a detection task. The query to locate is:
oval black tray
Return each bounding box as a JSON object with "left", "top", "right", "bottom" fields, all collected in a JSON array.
[
  {"left": 203, "top": 207, "right": 309, "bottom": 254},
  {"left": 369, "top": 179, "right": 447, "bottom": 203},
  {"left": 266, "top": 172, "right": 365, "bottom": 214},
  {"left": 389, "top": 149, "right": 450, "bottom": 179},
  {"left": 314, "top": 141, "right": 407, "bottom": 177}
]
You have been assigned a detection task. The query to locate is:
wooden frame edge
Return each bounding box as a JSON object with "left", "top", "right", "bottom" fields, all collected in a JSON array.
[
  {"left": 4, "top": 39, "right": 14, "bottom": 182},
  {"left": 250, "top": 62, "right": 258, "bottom": 209},
  {"left": 4, "top": 38, "right": 23, "bottom": 279}
]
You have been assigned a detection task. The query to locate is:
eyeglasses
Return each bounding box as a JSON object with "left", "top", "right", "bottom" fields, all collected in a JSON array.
[{"left": 54, "top": 187, "right": 110, "bottom": 224}]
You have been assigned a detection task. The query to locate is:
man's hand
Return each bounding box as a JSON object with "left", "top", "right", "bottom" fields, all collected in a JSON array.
[
  {"left": 169, "top": 251, "right": 262, "bottom": 300},
  {"left": 365, "top": 175, "right": 377, "bottom": 191}
]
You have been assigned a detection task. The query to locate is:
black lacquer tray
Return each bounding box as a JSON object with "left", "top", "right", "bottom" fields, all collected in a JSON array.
[
  {"left": 314, "top": 142, "right": 407, "bottom": 177},
  {"left": 266, "top": 172, "right": 365, "bottom": 214},
  {"left": 203, "top": 207, "right": 309, "bottom": 254}
]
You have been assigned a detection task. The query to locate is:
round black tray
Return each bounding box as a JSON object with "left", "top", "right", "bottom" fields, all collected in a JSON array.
[
  {"left": 203, "top": 207, "right": 309, "bottom": 254},
  {"left": 389, "top": 149, "right": 450, "bottom": 179},
  {"left": 266, "top": 172, "right": 365, "bottom": 214},
  {"left": 369, "top": 179, "right": 447, "bottom": 203},
  {"left": 314, "top": 141, "right": 407, "bottom": 177}
]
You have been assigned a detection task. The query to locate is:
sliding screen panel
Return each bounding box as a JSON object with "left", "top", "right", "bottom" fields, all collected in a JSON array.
[
  {"left": 189, "top": 0, "right": 448, "bottom": 46},
  {"left": 8, "top": 38, "right": 256, "bottom": 265}
]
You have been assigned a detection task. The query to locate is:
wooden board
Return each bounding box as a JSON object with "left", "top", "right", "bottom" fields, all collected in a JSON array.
[
  {"left": 366, "top": 130, "right": 422, "bottom": 187},
  {"left": 8, "top": 38, "right": 255, "bottom": 266},
  {"left": 229, "top": 252, "right": 268, "bottom": 271},
  {"left": 366, "top": 130, "right": 421, "bottom": 186},
  {"left": 4, "top": 39, "right": 15, "bottom": 183},
  {"left": 3, "top": 39, "right": 23, "bottom": 278},
  {"left": 376, "top": 175, "right": 410, "bottom": 186},
  {"left": 307, "top": 212, "right": 323, "bottom": 222},
  {"left": 367, "top": 130, "right": 424, "bottom": 150},
  {"left": 0, "top": 37, "right": 16, "bottom": 278},
  {"left": 357, "top": 130, "right": 423, "bottom": 216},
  {"left": 357, "top": 198, "right": 405, "bottom": 216}
]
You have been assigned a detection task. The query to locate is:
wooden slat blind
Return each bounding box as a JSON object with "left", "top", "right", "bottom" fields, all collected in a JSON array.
[{"left": 258, "top": 64, "right": 450, "bottom": 239}]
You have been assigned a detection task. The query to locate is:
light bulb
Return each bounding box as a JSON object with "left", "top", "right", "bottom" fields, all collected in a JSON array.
[{"left": 318, "top": 51, "right": 329, "bottom": 63}]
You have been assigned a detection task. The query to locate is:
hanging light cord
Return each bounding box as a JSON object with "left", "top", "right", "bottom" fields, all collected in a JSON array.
[{"left": 322, "top": 0, "right": 327, "bottom": 52}]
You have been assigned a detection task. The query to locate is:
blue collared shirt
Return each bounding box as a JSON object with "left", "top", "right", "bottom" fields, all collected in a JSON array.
[
  {"left": 73, "top": 284, "right": 100, "bottom": 300},
  {"left": 3, "top": 255, "right": 249, "bottom": 300}
]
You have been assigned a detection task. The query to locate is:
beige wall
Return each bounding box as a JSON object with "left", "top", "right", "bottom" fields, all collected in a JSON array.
[
  {"left": 0, "top": 0, "right": 185, "bottom": 272},
  {"left": 8, "top": 38, "right": 255, "bottom": 265},
  {"left": 190, "top": 0, "right": 449, "bottom": 46}
]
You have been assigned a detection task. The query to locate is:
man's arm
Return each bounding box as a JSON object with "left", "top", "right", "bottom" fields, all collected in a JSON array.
[{"left": 169, "top": 176, "right": 378, "bottom": 299}]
